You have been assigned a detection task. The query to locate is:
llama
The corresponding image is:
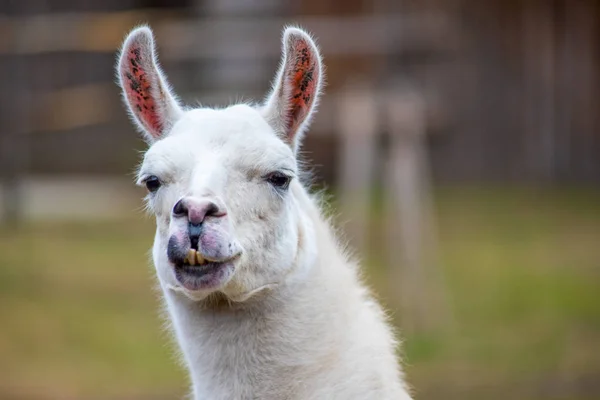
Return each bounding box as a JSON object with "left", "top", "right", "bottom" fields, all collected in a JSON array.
[{"left": 116, "top": 25, "right": 412, "bottom": 399}]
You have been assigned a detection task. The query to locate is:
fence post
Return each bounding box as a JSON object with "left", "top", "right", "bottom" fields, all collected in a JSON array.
[
  {"left": 384, "top": 85, "right": 450, "bottom": 334},
  {"left": 1, "top": 5, "right": 30, "bottom": 226},
  {"left": 336, "top": 81, "right": 378, "bottom": 254}
]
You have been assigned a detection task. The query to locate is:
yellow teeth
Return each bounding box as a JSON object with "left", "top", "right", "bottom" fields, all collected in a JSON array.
[
  {"left": 184, "top": 249, "right": 208, "bottom": 266},
  {"left": 186, "top": 249, "right": 197, "bottom": 266},
  {"left": 196, "top": 251, "right": 205, "bottom": 265}
]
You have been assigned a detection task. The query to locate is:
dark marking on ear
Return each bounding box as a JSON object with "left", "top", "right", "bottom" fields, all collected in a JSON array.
[
  {"left": 118, "top": 27, "right": 183, "bottom": 142},
  {"left": 122, "top": 46, "right": 163, "bottom": 134},
  {"left": 132, "top": 47, "right": 141, "bottom": 62},
  {"left": 285, "top": 39, "right": 319, "bottom": 135}
]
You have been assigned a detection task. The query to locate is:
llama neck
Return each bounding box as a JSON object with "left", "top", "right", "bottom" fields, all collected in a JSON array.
[{"left": 162, "top": 191, "right": 354, "bottom": 399}]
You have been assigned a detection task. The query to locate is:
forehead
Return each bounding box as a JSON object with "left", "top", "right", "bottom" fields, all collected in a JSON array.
[{"left": 142, "top": 104, "right": 295, "bottom": 171}]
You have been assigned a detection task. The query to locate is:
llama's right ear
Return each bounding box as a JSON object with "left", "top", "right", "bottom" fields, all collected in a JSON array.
[
  {"left": 117, "top": 26, "right": 182, "bottom": 143},
  {"left": 262, "top": 27, "right": 323, "bottom": 152}
]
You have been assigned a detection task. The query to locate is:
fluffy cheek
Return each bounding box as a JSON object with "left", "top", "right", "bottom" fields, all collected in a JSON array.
[
  {"left": 220, "top": 184, "right": 300, "bottom": 296},
  {"left": 155, "top": 214, "right": 170, "bottom": 238},
  {"left": 152, "top": 232, "right": 179, "bottom": 288},
  {"left": 231, "top": 210, "right": 299, "bottom": 289}
]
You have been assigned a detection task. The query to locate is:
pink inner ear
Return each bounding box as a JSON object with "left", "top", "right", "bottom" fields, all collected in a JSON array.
[
  {"left": 122, "top": 46, "right": 163, "bottom": 135},
  {"left": 286, "top": 39, "right": 319, "bottom": 135}
]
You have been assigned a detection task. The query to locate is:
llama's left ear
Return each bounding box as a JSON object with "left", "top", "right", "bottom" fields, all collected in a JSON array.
[
  {"left": 262, "top": 27, "right": 324, "bottom": 152},
  {"left": 117, "top": 26, "right": 182, "bottom": 143}
]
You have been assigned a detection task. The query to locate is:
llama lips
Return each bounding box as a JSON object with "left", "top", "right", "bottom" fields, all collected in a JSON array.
[{"left": 174, "top": 251, "right": 240, "bottom": 291}]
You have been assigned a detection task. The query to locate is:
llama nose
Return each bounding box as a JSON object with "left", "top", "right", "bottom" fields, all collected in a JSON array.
[{"left": 172, "top": 197, "right": 223, "bottom": 225}]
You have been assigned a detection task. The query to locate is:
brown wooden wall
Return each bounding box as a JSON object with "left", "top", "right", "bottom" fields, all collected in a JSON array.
[{"left": 1, "top": 0, "right": 599, "bottom": 184}]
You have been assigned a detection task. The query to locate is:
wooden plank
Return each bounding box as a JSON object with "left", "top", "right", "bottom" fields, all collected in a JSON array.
[
  {"left": 161, "top": 14, "right": 458, "bottom": 60},
  {"left": 17, "top": 82, "right": 337, "bottom": 134},
  {"left": 0, "top": 13, "right": 458, "bottom": 57},
  {"left": 0, "top": 9, "right": 182, "bottom": 54},
  {"left": 36, "top": 83, "right": 115, "bottom": 132}
]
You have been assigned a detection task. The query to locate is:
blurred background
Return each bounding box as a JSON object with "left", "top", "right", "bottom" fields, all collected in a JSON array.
[{"left": 1, "top": 0, "right": 599, "bottom": 399}]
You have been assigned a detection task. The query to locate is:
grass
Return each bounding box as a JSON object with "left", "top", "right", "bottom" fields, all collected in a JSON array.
[
  {"left": 1, "top": 186, "right": 599, "bottom": 399},
  {"left": 0, "top": 220, "right": 184, "bottom": 400},
  {"left": 390, "top": 186, "right": 600, "bottom": 399}
]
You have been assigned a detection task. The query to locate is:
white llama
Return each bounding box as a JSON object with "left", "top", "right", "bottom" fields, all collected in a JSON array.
[{"left": 117, "top": 25, "right": 412, "bottom": 400}]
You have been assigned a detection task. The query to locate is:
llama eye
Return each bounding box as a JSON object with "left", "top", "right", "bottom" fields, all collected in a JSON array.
[
  {"left": 144, "top": 176, "right": 161, "bottom": 193},
  {"left": 265, "top": 172, "right": 291, "bottom": 190}
]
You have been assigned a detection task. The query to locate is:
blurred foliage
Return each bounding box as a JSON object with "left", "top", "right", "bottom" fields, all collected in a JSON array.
[{"left": 1, "top": 186, "right": 599, "bottom": 400}]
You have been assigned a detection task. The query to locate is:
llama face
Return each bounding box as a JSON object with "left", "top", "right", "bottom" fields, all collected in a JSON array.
[
  {"left": 117, "top": 26, "right": 323, "bottom": 301},
  {"left": 138, "top": 106, "right": 300, "bottom": 299}
]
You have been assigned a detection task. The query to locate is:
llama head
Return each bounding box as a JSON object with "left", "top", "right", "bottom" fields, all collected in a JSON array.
[{"left": 117, "top": 26, "right": 323, "bottom": 302}]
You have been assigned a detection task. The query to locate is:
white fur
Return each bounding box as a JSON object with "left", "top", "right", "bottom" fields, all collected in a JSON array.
[{"left": 117, "top": 25, "right": 412, "bottom": 399}]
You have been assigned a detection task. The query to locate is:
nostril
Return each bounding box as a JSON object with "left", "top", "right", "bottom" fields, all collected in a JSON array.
[
  {"left": 188, "top": 223, "right": 202, "bottom": 250},
  {"left": 173, "top": 199, "right": 187, "bottom": 217}
]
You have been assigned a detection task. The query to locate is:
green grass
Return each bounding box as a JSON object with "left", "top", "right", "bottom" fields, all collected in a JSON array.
[
  {"left": 392, "top": 186, "right": 600, "bottom": 399},
  {"left": 1, "top": 186, "right": 599, "bottom": 399},
  {"left": 0, "top": 220, "right": 185, "bottom": 399}
]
